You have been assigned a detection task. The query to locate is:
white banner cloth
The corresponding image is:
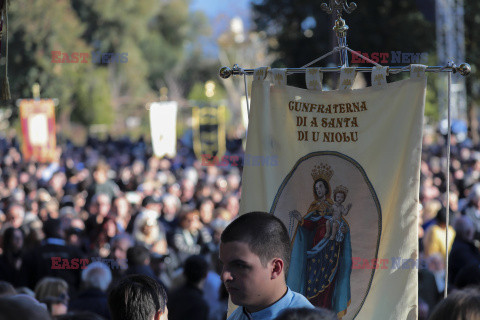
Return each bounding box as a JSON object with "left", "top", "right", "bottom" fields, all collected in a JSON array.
[
  {"left": 238, "top": 71, "right": 427, "bottom": 320},
  {"left": 149, "top": 101, "right": 178, "bottom": 158}
]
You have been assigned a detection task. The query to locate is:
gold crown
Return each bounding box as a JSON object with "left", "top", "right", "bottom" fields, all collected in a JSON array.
[
  {"left": 334, "top": 185, "right": 349, "bottom": 196},
  {"left": 311, "top": 163, "right": 333, "bottom": 182}
]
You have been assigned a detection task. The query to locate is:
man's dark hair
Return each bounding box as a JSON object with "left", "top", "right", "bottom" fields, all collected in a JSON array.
[
  {"left": 126, "top": 245, "right": 150, "bottom": 267},
  {"left": 184, "top": 255, "right": 209, "bottom": 285},
  {"left": 221, "top": 211, "right": 291, "bottom": 274},
  {"left": 274, "top": 307, "right": 337, "bottom": 320},
  {"left": 43, "top": 219, "right": 63, "bottom": 239},
  {"left": 108, "top": 275, "right": 167, "bottom": 320}
]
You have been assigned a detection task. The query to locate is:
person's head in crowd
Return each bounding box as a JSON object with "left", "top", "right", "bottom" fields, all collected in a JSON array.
[
  {"left": 215, "top": 176, "right": 228, "bottom": 193},
  {"left": 428, "top": 287, "right": 480, "bottom": 320},
  {"left": 65, "top": 224, "right": 83, "bottom": 247},
  {"left": 220, "top": 212, "right": 291, "bottom": 312},
  {"left": 434, "top": 207, "right": 453, "bottom": 228},
  {"left": 56, "top": 310, "right": 106, "bottom": 320},
  {"left": 2, "top": 226, "right": 24, "bottom": 256},
  {"left": 138, "top": 179, "right": 157, "bottom": 197},
  {"left": 454, "top": 215, "right": 475, "bottom": 242},
  {"left": 43, "top": 218, "right": 65, "bottom": 240},
  {"left": 110, "top": 233, "right": 134, "bottom": 263},
  {"left": 35, "top": 277, "right": 69, "bottom": 317},
  {"left": 142, "top": 196, "right": 162, "bottom": 214},
  {"left": 454, "top": 264, "right": 480, "bottom": 289},
  {"left": 198, "top": 198, "right": 214, "bottom": 225},
  {"left": 101, "top": 215, "right": 118, "bottom": 239},
  {"left": 210, "top": 218, "right": 229, "bottom": 245},
  {"left": 10, "top": 188, "right": 25, "bottom": 205},
  {"left": 108, "top": 274, "right": 168, "bottom": 320},
  {"left": 422, "top": 199, "right": 442, "bottom": 223},
  {"left": 167, "top": 183, "right": 181, "bottom": 198},
  {"left": 420, "top": 176, "right": 440, "bottom": 203},
  {"left": 179, "top": 208, "right": 202, "bottom": 233},
  {"left": 81, "top": 262, "right": 112, "bottom": 292},
  {"left": 180, "top": 178, "right": 195, "bottom": 203},
  {"left": 226, "top": 172, "right": 241, "bottom": 193},
  {"left": 0, "top": 281, "right": 16, "bottom": 297},
  {"left": 161, "top": 194, "right": 180, "bottom": 220},
  {"left": 91, "top": 193, "right": 112, "bottom": 219},
  {"left": 59, "top": 206, "right": 77, "bottom": 220},
  {"left": 0, "top": 294, "right": 51, "bottom": 320},
  {"left": 5, "top": 202, "right": 25, "bottom": 229},
  {"left": 60, "top": 195, "right": 74, "bottom": 208},
  {"left": 214, "top": 207, "right": 233, "bottom": 222},
  {"left": 127, "top": 245, "right": 151, "bottom": 268},
  {"left": 93, "top": 162, "right": 110, "bottom": 185},
  {"left": 24, "top": 219, "right": 45, "bottom": 249},
  {"left": 183, "top": 167, "right": 198, "bottom": 184},
  {"left": 25, "top": 198, "right": 39, "bottom": 215},
  {"left": 273, "top": 307, "right": 337, "bottom": 320},
  {"left": 133, "top": 211, "right": 161, "bottom": 246},
  {"left": 73, "top": 192, "right": 87, "bottom": 213},
  {"left": 37, "top": 188, "right": 53, "bottom": 204},
  {"left": 444, "top": 192, "right": 459, "bottom": 212},
  {"left": 183, "top": 255, "right": 208, "bottom": 288},
  {"left": 467, "top": 183, "right": 480, "bottom": 208},
  {"left": 132, "top": 160, "right": 145, "bottom": 177},
  {"left": 195, "top": 183, "right": 213, "bottom": 199},
  {"left": 48, "top": 171, "right": 67, "bottom": 198},
  {"left": 210, "top": 189, "right": 224, "bottom": 206},
  {"left": 5, "top": 173, "right": 18, "bottom": 191},
  {"left": 224, "top": 195, "right": 240, "bottom": 218},
  {"left": 113, "top": 195, "right": 132, "bottom": 229}
]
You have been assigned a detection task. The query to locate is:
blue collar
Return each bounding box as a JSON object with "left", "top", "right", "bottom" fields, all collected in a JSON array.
[
  {"left": 44, "top": 238, "right": 66, "bottom": 246},
  {"left": 243, "top": 287, "right": 291, "bottom": 320}
]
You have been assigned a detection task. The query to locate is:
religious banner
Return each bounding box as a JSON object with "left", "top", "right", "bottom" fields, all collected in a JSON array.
[
  {"left": 238, "top": 66, "right": 427, "bottom": 320},
  {"left": 192, "top": 104, "right": 226, "bottom": 164},
  {"left": 19, "top": 99, "right": 56, "bottom": 163},
  {"left": 149, "top": 101, "right": 178, "bottom": 158}
]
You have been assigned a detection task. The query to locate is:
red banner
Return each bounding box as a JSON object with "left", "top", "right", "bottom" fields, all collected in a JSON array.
[{"left": 19, "top": 99, "right": 56, "bottom": 163}]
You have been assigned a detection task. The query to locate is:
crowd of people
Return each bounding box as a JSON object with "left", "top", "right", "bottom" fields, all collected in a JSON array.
[
  {"left": 418, "top": 126, "right": 480, "bottom": 318},
  {"left": 0, "top": 122, "right": 480, "bottom": 319},
  {"left": 0, "top": 133, "right": 241, "bottom": 319}
]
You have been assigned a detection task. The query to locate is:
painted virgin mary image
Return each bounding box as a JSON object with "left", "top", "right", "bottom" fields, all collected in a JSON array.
[{"left": 287, "top": 163, "right": 353, "bottom": 318}]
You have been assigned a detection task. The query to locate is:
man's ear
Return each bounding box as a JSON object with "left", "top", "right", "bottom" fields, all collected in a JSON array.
[
  {"left": 270, "top": 258, "right": 284, "bottom": 280},
  {"left": 156, "top": 307, "right": 168, "bottom": 320}
]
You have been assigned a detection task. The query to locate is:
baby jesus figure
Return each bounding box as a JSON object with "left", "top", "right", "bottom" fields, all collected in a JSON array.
[{"left": 325, "top": 185, "right": 352, "bottom": 241}]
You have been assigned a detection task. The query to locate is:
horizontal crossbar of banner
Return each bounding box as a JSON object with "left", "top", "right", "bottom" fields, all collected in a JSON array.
[{"left": 219, "top": 63, "right": 471, "bottom": 79}]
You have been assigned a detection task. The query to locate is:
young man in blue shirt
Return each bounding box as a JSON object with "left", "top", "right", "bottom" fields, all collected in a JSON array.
[{"left": 220, "top": 212, "right": 314, "bottom": 320}]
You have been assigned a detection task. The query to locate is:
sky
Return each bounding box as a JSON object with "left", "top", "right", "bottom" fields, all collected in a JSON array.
[
  {"left": 190, "top": 0, "right": 252, "bottom": 22},
  {"left": 190, "top": 0, "right": 253, "bottom": 56}
]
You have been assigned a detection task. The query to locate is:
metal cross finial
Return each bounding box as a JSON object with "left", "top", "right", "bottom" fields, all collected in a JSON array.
[{"left": 321, "top": 0, "right": 357, "bottom": 19}]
